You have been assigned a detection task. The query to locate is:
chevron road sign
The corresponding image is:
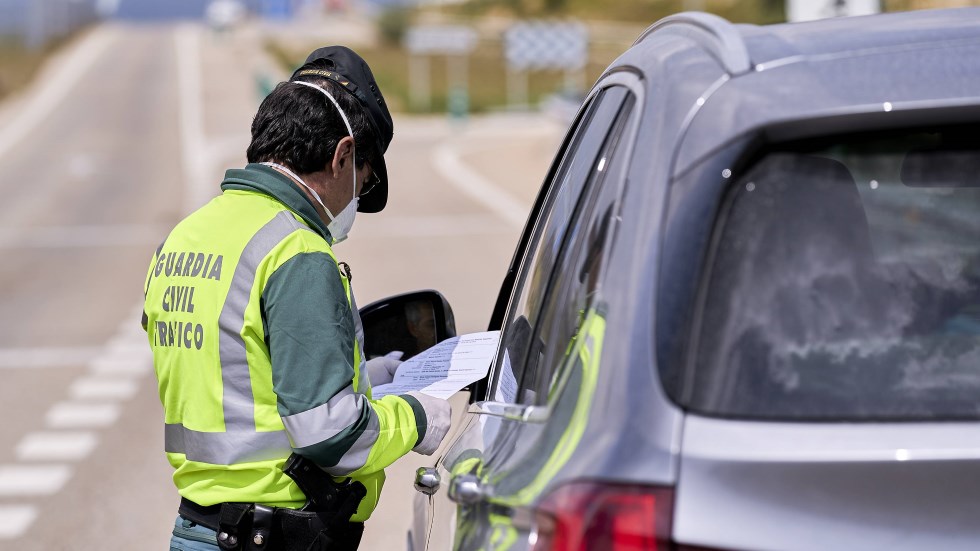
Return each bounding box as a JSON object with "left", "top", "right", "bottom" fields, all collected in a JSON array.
[
  {"left": 504, "top": 21, "right": 588, "bottom": 71},
  {"left": 503, "top": 20, "right": 589, "bottom": 108}
]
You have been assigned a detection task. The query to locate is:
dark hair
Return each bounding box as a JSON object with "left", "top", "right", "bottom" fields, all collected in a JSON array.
[{"left": 246, "top": 61, "right": 378, "bottom": 174}]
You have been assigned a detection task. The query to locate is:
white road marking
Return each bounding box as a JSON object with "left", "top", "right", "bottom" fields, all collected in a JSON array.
[
  {"left": 89, "top": 355, "right": 152, "bottom": 377},
  {"left": 118, "top": 311, "right": 147, "bottom": 330},
  {"left": 0, "top": 224, "right": 170, "bottom": 249},
  {"left": 0, "top": 28, "right": 116, "bottom": 162},
  {"left": 105, "top": 338, "right": 150, "bottom": 357},
  {"left": 175, "top": 24, "right": 211, "bottom": 214},
  {"left": 0, "top": 306, "right": 152, "bottom": 538},
  {"left": 16, "top": 432, "right": 98, "bottom": 462},
  {"left": 0, "top": 506, "right": 38, "bottom": 540},
  {"left": 0, "top": 347, "right": 100, "bottom": 369},
  {"left": 432, "top": 143, "right": 528, "bottom": 227},
  {"left": 0, "top": 465, "right": 72, "bottom": 496},
  {"left": 46, "top": 403, "right": 121, "bottom": 429},
  {"left": 70, "top": 378, "right": 139, "bottom": 400},
  {"left": 117, "top": 310, "right": 151, "bottom": 339}
]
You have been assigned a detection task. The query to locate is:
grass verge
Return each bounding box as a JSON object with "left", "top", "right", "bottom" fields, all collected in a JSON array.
[{"left": 0, "top": 34, "right": 76, "bottom": 102}]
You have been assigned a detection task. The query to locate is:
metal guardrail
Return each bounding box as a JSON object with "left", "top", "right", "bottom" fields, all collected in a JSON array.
[{"left": 0, "top": 0, "right": 101, "bottom": 49}]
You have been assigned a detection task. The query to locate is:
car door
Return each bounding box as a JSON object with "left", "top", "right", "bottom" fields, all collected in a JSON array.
[{"left": 415, "top": 74, "right": 640, "bottom": 551}]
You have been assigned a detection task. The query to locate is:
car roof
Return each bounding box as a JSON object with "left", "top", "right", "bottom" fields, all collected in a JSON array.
[
  {"left": 738, "top": 7, "right": 980, "bottom": 66},
  {"left": 620, "top": 8, "right": 980, "bottom": 177}
]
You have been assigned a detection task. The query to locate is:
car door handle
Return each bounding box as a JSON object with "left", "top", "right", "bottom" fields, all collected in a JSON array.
[
  {"left": 447, "top": 473, "right": 489, "bottom": 505},
  {"left": 414, "top": 467, "right": 441, "bottom": 496},
  {"left": 468, "top": 401, "right": 550, "bottom": 423}
]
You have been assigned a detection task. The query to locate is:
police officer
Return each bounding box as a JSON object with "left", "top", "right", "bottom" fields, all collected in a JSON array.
[{"left": 143, "top": 46, "right": 451, "bottom": 550}]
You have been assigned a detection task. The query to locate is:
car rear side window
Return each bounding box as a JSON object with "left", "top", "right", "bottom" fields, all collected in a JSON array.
[{"left": 676, "top": 125, "right": 980, "bottom": 421}]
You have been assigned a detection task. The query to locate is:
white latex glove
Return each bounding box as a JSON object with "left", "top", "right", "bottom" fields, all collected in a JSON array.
[
  {"left": 365, "top": 351, "right": 403, "bottom": 386},
  {"left": 407, "top": 391, "right": 451, "bottom": 455}
]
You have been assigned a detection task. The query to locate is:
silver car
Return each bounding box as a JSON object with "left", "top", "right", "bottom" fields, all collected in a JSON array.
[{"left": 406, "top": 8, "right": 980, "bottom": 551}]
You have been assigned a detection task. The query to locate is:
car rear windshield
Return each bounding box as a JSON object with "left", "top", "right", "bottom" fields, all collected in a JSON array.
[{"left": 672, "top": 124, "right": 980, "bottom": 421}]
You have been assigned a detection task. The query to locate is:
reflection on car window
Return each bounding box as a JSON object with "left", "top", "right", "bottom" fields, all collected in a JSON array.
[
  {"left": 681, "top": 125, "right": 980, "bottom": 421},
  {"left": 526, "top": 101, "right": 633, "bottom": 404},
  {"left": 533, "top": 204, "right": 617, "bottom": 403},
  {"left": 491, "top": 87, "right": 631, "bottom": 405}
]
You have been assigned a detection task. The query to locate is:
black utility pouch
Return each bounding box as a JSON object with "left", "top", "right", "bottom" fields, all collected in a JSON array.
[
  {"left": 217, "top": 503, "right": 252, "bottom": 551},
  {"left": 249, "top": 504, "right": 275, "bottom": 550},
  {"left": 276, "top": 510, "right": 330, "bottom": 551}
]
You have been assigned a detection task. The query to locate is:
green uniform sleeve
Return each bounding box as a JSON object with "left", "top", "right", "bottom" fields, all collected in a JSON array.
[{"left": 262, "top": 252, "right": 424, "bottom": 476}]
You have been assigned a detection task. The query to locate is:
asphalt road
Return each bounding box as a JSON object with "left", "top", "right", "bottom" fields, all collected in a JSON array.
[{"left": 0, "top": 20, "right": 562, "bottom": 549}]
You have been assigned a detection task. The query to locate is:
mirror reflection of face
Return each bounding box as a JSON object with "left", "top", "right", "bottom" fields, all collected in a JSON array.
[{"left": 405, "top": 300, "right": 437, "bottom": 349}]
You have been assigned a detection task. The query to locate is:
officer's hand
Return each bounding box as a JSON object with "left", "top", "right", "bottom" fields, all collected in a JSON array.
[
  {"left": 366, "top": 352, "right": 402, "bottom": 386},
  {"left": 407, "top": 391, "right": 452, "bottom": 456}
]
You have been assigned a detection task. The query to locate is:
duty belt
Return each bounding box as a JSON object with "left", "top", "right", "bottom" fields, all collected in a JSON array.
[
  {"left": 178, "top": 498, "right": 364, "bottom": 551},
  {"left": 177, "top": 454, "right": 367, "bottom": 550}
]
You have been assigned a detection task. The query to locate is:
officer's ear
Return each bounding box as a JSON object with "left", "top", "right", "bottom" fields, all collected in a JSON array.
[{"left": 331, "top": 137, "right": 356, "bottom": 177}]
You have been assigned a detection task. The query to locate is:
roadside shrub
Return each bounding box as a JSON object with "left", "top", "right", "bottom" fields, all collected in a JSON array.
[{"left": 377, "top": 8, "right": 411, "bottom": 47}]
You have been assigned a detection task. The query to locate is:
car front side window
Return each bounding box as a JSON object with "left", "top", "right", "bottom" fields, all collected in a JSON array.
[
  {"left": 491, "top": 86, "right": 632, "bottom": 406},
  {"left": 526, "top": 100, "right": 633, "bottom": 406}
]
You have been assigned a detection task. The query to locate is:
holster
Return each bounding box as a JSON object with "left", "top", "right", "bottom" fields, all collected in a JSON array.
[{"left": 180, "top": 498, "right": 364, "bottom": 551}]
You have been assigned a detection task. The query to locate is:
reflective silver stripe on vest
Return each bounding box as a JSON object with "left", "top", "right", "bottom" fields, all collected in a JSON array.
[
  {"left": 280, "top": 384, "right": 378, "bottom": 449},
  {"left": 166, "top": 210, "right": 314, "bottom": 465},
  {"left": 324, "top": 411, "right": 380, "bottom": 476},
  {"left": 165, "top": 423, "right": 292, "bottom": 464},
  {"left": 349, "top": 291, "right": 371, "bottom": 395},
  {"left": 219, "top": 211, "right": 312, "bottom": 432}
]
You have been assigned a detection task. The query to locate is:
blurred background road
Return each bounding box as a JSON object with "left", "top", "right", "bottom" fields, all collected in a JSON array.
[
  {"left": 0, "top": 11, "right": 563, "bottom": 550},
  {"left": 0, "top": 0, "right": 975, "bottom": 548}
]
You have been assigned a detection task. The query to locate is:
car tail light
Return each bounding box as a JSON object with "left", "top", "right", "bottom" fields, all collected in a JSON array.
[{"left": 531, "top": 481, "right": 674, "bottom": 551}]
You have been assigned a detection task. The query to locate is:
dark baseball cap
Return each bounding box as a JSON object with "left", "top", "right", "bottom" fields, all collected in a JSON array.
[{"left": 290, "top": 46, "right": 393, "bottom": 213}]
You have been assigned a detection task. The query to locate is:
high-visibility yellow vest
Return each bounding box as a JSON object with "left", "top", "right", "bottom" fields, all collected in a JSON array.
[{"left": 143, "top": 189, "right": 418, "bottom": 521}]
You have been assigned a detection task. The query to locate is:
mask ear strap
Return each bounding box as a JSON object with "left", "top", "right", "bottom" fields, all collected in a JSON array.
[
  {"left": 292, "top": 80, "right": 354, "bottom": 137},
  {"left": 292, "top": 80, "right": 359, "bottom": 202},
  {"left": 260, "top": 162, "right": 337, "bottom": 222}
]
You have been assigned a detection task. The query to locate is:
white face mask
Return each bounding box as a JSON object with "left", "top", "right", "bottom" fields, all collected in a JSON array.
[{"left": 264, "top": 80, "right": 360, "bottom": 245}]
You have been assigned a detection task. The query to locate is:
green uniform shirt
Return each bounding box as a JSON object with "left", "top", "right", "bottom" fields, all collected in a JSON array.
[{"left": 144, "top": 164, "right": 427, "bottom": 522}]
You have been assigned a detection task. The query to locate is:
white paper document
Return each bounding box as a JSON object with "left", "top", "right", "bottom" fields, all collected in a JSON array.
[{"left": 371, "top": 331, "right": 500, "bottom": 400}]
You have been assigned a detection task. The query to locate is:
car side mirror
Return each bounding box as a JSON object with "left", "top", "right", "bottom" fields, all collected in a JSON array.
[{"left": 359, "top": 290, "right": 457, "bottom": 361}]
